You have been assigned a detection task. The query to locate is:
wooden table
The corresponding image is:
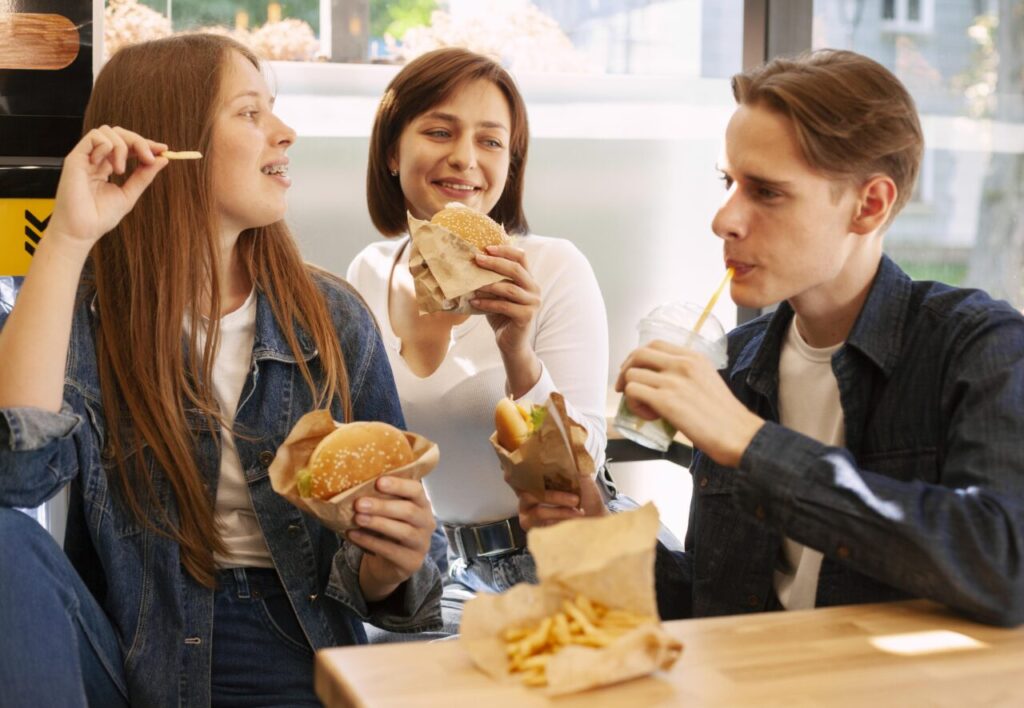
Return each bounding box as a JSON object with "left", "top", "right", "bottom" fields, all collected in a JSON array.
[{"left": 316, "top": 600, "right": 1024, "bottom": 707}]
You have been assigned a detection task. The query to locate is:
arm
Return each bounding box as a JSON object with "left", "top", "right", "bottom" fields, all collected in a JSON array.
[
  {"left": 620, "top": 312, "right": 1024, "bottom": 626},
  {"left": 333, "top": 295, "right": 440, "bottom": 622},
  {"left": 475, "top": 239, "right": 611, "bottom": 526},
  {"left": 0, "top": 127, "right": 167, "bottom": 411}
]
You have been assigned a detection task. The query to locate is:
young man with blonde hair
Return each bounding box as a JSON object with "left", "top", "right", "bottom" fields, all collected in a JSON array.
[{"left": 611, "top": 49, "right": 1024, "bottom": 626}]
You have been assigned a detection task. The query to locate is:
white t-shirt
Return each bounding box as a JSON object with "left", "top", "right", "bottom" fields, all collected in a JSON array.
[
  {"left": 191, "top": 289, "right": 273, "bottom": 568},
  {"left": 774, "top": 317, "right": 845, "bottom": 610},
  {"left": 347, "top": 235, "right": 609, "bottom": 525}
]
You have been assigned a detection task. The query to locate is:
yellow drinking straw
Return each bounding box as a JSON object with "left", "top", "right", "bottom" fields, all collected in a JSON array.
[{"left": 692, "top": 267, "right": 735, "bottom": 336}]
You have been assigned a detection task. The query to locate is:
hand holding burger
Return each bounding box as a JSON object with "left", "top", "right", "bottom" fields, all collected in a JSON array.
[{"left": 292, "top": 420, "right": 436, "bottom": 602}]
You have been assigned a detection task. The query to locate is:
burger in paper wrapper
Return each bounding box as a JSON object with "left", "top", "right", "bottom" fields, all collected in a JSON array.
[
  {"left": 407, "top": 203, "right": 510, "bottom": 314},
  {"left": 461, "top": 504, "right": 683, "bottom": 695},
  {"left": 269, "top": 410, "right": 438, "bottom": 533},
  {"left": 491, "top": 392, "right": 590, "bottom": 498}
]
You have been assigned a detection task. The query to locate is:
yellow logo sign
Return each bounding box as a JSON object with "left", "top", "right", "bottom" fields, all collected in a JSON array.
[{"left": 0, "top": 198, "right": 53, "bottom": 276}]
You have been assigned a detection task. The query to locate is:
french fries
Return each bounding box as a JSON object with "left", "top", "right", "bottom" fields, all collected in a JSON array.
[{"left": 502, "top": 594, "right": 656, "bottom": 687}]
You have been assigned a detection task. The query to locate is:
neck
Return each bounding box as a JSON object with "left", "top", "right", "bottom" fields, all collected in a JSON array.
[
  {"left": 791, "top": 245, "right": 883, "bottom": 349},
  {"left": 203, "top": 229, "right": 251, "bottom": 317}
]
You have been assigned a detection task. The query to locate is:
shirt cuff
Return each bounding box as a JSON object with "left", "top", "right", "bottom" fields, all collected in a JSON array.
[
  {"left": 324, "top": 542, "right": 443, "bottom": 634},
  {"left": 0, "top": 404, "right": 81, "bottom": 451}
]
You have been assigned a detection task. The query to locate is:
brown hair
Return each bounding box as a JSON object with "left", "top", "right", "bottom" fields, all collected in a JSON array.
[
  {"left": 85, "top": 34, "right": 351, "bottom": 588},
  {"left": 367, "top": 48, "right": 530, "bottom": 236},
  {"left": 732, "top": 49, "right": 923, "bottom": 219}
]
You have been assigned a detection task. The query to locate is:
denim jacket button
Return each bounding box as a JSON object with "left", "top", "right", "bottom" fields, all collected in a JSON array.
[
  {"left": 836, "top": 544, "right": 851, "bottom": 559},
  {"left": 747, "top": 594, "right": 760, "bottom": 607},
  {"left": 259, "top": 450, "right": 274, "bottom": 466},
  {"left": 698, "top": 476, "right": 709, "bottom": 488},
  {"left": 288, "top": 524, "right": 301, "bottom": 535},
  {"left": 754, "top": 504, "right": 766, "bottom": 520},
  {"left": 309, "top": 593, "right": 318, "bottom": 603}
]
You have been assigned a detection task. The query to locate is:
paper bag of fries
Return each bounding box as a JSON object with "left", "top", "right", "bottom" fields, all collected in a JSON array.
[
  {"left": 490, "top": 392, "right": 592, "bottom": 499},
  {"left": 269, "top": 410, "right": 438, "bottom": 534},
  {"left": 461, "top": 504, "right": 682, "bottom": 695},
  {"left": 407, "top": 209, "right": 508, "bottom": 314}
]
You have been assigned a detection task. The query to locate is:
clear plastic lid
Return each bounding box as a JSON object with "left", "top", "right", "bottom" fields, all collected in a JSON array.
[{"left": 638, "top": 301, "right": 728, "bottom": 369}]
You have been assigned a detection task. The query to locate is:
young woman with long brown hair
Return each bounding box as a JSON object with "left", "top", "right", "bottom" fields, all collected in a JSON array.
[{"left": 0, "top": 34, "right": 439, "bottom": 706}]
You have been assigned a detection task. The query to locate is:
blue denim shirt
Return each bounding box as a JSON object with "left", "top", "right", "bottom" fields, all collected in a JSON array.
[
  {"left": 0, "top": 272, "right": 442, "bottom": 706},
  {"left": 656, "top": 256, "right": 1024, "bottom": 627}
]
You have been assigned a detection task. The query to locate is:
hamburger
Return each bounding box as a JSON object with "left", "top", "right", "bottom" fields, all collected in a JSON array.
[
  {"left": 296, "top": 421, "right": 414, "bottom": 500},
  {"left": 431, "top": 202, "right": 508, "bottom": 249},
  {"left": 495, "top": 398, "right": 547, "bottom": 451}
]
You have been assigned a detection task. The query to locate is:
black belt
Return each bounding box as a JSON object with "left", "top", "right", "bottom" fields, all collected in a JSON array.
[{"left": 443, "top": 516, "right": 526, "bottom": 562}]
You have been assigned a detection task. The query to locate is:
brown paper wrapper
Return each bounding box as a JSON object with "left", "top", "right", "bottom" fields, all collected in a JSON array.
[
  {"left": 490, "top": 392, "right": 592, "bottom": 498},
  {"left": 407, "top": 212, "right": 507, "bottom": 314},
  {"left": 269, "top": 410, "right": 439, "bottom": 534},
  {"left": 461, "top": 503, "right": 682, "bottom": 696}
]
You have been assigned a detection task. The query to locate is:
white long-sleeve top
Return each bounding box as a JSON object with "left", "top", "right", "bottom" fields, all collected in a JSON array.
[{"left": 347, "top": 234, "right": 609, "bottom": 525}]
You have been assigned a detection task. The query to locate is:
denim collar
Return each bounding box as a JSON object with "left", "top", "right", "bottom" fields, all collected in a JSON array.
[{"left": 734, "top": 255, "right": 911, "bottom": 400}]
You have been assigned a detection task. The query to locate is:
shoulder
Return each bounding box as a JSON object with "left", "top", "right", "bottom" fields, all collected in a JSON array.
[
  {"left": 516, "top": 234, "right": 596, "bottom": 280},
  {"left": 307, "top": 266, "right": 380, "bottom": 338},
  {"left": 346, "top": 239, "right": 403, "bottom": 288},
  {"left": 910, "top": 281, "right": 1024, "bottom": 350}
]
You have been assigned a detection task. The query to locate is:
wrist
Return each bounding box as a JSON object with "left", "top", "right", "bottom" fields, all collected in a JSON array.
[
  {"left": 502, "top": 348, "right": 542, "bottom": 399},
  {"left": 359, "top": 556, "right": 400, "bottom": 603},
  {"left": 37, "top": 228, "right": 96, "bottom": 266}
]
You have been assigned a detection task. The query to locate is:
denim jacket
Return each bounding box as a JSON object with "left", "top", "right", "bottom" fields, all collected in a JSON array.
[
  {"left": 656, "top": 256, "right": 1024, "bottom": 627},
  {"left": 0, "top": 272, "right": 442, "bottom": 706}
]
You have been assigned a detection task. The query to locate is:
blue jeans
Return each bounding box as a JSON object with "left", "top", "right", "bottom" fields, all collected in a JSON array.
[
  {"left": 211, "top": 567, "right": 320, "bottom": 707},
  {"left": 0, "top": 507, "right": 322, "bottom": 707},
  {"left": 0, "top": 506, "right": 128, "bottom": 708}
]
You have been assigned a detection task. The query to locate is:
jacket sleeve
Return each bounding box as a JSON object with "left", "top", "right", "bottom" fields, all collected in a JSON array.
[
  {"left": 734, "top": 310, "right": 1024, "bottom": 627},
  {"left": 326, "top": 284, "right": 442, "bottom": 632}
]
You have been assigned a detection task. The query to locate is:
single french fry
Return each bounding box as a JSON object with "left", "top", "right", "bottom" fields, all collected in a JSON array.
[
  {"left": 503, "top": 626, "right": 530, "bottom": 642},
  {"left": 575, "top": 594, "right": 601, "bottom": 623},
  {"left": 563, "top": 599, "right": 601, "bottom": 637},
  {"left": 552, "top": 611, "right": 571, "bottom": 646},
  {"left": 162, "top": 150, "right": 203, "bottom": 160},
  {"left": 521, "top": 669, "right": 547, "bottom": 687}
]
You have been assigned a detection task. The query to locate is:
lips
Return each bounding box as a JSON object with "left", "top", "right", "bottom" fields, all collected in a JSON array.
[{"left": 725, "top": 258, "right": 754, "bottom": 277}]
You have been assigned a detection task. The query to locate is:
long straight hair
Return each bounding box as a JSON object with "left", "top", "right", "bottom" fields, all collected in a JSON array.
[{"left": 84, "top": 34, "right": 351, "bottom": 588}]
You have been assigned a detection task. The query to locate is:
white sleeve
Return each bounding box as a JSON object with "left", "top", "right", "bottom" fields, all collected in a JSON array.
[{"left": 513, "top": 238, "right": 609, "bottom": 469}]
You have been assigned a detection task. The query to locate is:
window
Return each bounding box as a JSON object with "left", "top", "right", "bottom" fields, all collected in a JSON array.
[
  {"left": 814, "top": 0, "right": 1024, "bottom": 308},
  {"left": 880, "top": 0, "right": 934, "bottom": 34}
]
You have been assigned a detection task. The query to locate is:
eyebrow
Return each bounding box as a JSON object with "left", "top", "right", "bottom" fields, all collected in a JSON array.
[
  {"left": 229, "top": 90, "right": 275, "bottom": 106},
  {"left": 422, "top": 111, "right": 509, "bottom": 132},
  {"left": 716, "top": 164, "right": 792, "bottom": 189}
]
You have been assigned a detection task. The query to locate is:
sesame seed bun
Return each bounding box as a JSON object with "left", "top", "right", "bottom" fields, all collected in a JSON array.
[
  {"left": 431, "top": 203, "right": 508, "bottom": 249},
  {"left": 304, "top": 422, "right": 415, "bottom": 500}
]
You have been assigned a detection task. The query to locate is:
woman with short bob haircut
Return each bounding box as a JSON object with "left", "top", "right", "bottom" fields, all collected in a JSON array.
[
  {"left": 0, "top": 33, "right": 439, "bottom": 706},
  {"left": 348, "top": 47, "right": 610, "bottom": 637}
]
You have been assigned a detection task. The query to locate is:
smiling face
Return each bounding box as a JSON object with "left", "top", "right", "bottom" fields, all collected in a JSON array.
[
  {"left": 389, "top": 78, "right": 512, "bottom": 220},
  {"left": 209, "top": 51, "right": 297, "bottom": 237},
  {"left": 712, "top": 103, "right": 874, "bottom": 315}
]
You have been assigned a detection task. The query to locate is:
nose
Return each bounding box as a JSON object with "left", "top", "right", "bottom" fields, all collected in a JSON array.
[
  {"left": 447, "top": 134, "right": 476, "bottom": 171},
  {"left": 271, "top": 113, "right": 297, "bottom": 148},
  {"left": 711, "top": 183, "right": 745, "bottom": 241}
]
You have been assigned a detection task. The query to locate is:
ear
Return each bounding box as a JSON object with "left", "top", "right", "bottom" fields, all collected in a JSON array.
[
  {"left": 849, "top": 175, "right": 897, "bottom": 235},
  {"left": 386, "top": 153, "right": 398, "bottom": 174}
]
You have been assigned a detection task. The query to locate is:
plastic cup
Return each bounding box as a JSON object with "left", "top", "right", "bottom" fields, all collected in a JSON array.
[{"left": 614, "top": 301, "right": 728, "bottom": 452}]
